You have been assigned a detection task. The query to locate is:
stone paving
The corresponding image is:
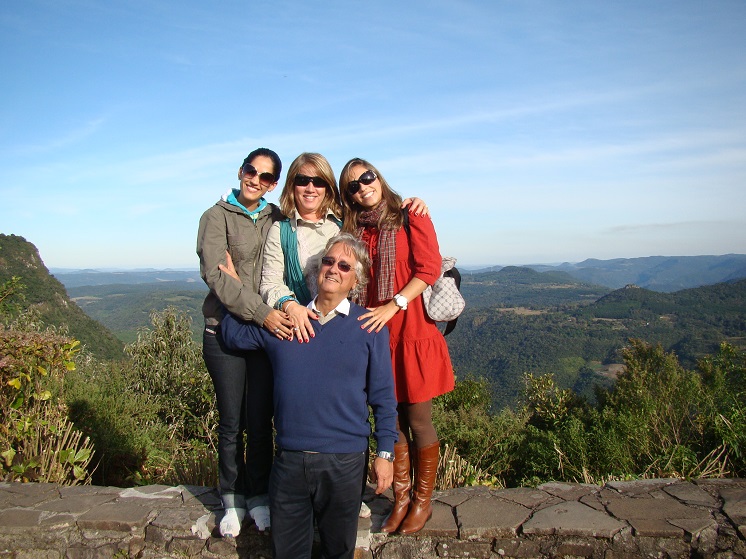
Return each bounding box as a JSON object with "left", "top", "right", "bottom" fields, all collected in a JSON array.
[{"left": 0, "top": 478, "right": 745, "bottom": 558}]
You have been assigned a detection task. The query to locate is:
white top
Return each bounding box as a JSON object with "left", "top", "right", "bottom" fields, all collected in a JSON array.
[{"left": 259, "top": 210, "right": 342, "bottom": 308}]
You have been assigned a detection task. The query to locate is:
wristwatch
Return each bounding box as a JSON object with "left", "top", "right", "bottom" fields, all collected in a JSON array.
[
  {"left": 377, "top": 451, "right": 395, "bottom": 462},
  {"left": 393, "top": 294, "right": 408, "bottom": 311}
]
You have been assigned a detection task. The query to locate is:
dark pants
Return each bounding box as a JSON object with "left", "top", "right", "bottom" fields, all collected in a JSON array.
[
  {"left": 270, "top": 449, "right": 365, "bottom": 559},
  {"left": 203, "top": 326, "right": 274, "bottom": 509}
]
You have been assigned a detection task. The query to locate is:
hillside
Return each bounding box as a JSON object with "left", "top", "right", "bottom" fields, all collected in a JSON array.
[
  {"left": 67, "top": 282, "right": 207, "bottom": 343},
  {"left": 462, "top": 266, "right": 610, "bottom": 308},
  {"left": 0, "top": 234, "right": 125, "bottom": 360},
  {"left": 447, "top": 277, "right": 746, "bottom": 408},
  {"left": 532, "top": 254, "right": 746, "bottom": 292}
]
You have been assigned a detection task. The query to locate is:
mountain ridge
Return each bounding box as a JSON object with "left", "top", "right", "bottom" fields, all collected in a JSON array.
[
  {"left": 0, "top": 234, "right": 125, "bottom": 360},
  {"left": 464, "top": 254, "right": 746, "bottom": 292}
]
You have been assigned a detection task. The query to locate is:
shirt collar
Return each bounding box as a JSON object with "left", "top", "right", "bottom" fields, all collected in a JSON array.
[
  {"left": 293, "top": 209, "right": 338, "bottom": 226},
  {"left": 309, "top": 297, "right": 351, "bottom": 318}
]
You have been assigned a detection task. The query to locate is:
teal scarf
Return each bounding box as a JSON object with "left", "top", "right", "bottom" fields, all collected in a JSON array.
[
  {"left": 280, "top": 219, "right": 313, "bottom": 305},
  {"left": 279, "top": 216, "right": 343, "bottom": 305}
]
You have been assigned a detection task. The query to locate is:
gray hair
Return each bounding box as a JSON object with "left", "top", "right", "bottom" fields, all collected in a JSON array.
[{"left": 310, "top": 233, "right": 370, "bottom": 298}]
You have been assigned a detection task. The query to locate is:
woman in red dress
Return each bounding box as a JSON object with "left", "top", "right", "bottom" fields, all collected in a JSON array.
[{"left": 339, "top": 158, "right": 455, "bottom": 534}]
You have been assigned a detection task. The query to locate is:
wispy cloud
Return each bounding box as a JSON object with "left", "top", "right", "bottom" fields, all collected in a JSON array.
[{"left": 6, "top": 117, "right": 107, "bottom": 157}]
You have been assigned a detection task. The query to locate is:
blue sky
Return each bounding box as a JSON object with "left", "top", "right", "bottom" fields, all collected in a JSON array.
[{"left": 1, "top": 0, "right": 745, "bottom": 269}]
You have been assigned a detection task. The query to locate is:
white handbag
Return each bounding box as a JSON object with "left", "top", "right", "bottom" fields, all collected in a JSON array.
[{"left": 422, "top": 256, "right": 465, "bottom": 324}]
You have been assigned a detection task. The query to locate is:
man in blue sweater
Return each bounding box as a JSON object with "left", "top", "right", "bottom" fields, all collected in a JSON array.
[{"left": 221, "top": 233, "right": 397, "bottom": 559}]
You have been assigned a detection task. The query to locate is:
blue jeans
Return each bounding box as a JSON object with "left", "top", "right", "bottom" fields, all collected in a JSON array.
[
  {"left": 203, "top": 325, "right": 273, "bottom": 509},
  {"left": 270, "top": 449, "right": 365, "bottom": 559}
]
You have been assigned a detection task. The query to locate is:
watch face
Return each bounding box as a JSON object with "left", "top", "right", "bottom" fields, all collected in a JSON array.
[{"left": 378, "top": 451, "right": 394, "bottom": 461}]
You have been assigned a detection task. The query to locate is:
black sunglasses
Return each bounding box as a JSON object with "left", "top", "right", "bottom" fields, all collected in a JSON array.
[
  {"left": 241, "top": 163, "right": 276, "bottom": 186},
  {"left": 294, "top": 174, "right": 329, "bottom": 188},
  {"left": 346, "top": 170, "right": 377, "bottom": 195},
  {"left": 321, "top": 256, "right": 353, "bottom": 273}
]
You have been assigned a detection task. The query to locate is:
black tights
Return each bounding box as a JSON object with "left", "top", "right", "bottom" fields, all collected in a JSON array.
[{"left": 396, "top": 400, "right": 437, "bottom": 449}]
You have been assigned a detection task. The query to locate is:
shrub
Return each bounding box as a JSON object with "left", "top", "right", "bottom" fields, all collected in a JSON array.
[
  {"left": 698, "top": 342, "right": 746, "bottom": 476},
  {"left": 0, "top": 325, "right": 94, "bottom": 484},
  {"left": 434, "top": 375, "right": 527, "bottom": 486},
  {"left": 65, "top": 357, "right": 165, "bottom": 486},
  {"left": 126, "top": 307, "right": 216, "bottom": 447},
  {"left": 603, "top": 339, "right": 708, "bottom": 477},
  {"left": 66, "top": 307, "right": 218, "bottom": 487}
]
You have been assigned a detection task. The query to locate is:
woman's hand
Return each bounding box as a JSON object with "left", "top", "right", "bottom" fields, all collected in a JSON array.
[
  {"left": 401, "top": 197, "right": 429, "bottom": 217},
  {"left": 358, "top": 301, "right": 399, "bottom": 333},
  {"left": 263, "top": 309, "right": 295, "bottom": 340},
  {"left": 283, "top": 300, "right": 317, "bottom": 343}
]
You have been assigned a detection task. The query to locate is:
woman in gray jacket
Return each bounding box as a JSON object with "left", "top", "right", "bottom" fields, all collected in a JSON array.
[{"left": 197, "top": 148, "right": 292, "bottom": 537}]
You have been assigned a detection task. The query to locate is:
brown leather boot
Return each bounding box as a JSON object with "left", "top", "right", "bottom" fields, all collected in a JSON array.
[
  {"left": 398, "top": 441, "right": 439, "bottom": 534},
  {"left": 380, "top": 441, "right": 411, "bottom": 533}
]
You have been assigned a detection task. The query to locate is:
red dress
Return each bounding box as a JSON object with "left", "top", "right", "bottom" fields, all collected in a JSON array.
[{"left": 359, "top": 213, "right": 455, "bottom": 403}]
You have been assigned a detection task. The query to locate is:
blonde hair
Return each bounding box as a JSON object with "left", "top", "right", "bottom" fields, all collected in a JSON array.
[{"left": 279, "top": 153, "right": 341, "bottom": 219}]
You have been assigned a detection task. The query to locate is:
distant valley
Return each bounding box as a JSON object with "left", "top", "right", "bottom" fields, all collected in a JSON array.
[
  {"left": 4, "top": 232, "right": 744, "bottom": 410},
  {"left": 52, "top": 253, "right": 746, "bottom": 293},
  {"left": 52, "top": 255, "right": 746, "bottom": 409}
]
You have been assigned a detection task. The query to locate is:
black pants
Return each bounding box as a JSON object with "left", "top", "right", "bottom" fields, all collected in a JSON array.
[
  {"left": 270, "top": 449, "right": 365, "bottom": 559},
  {"left": 203, "top": 326, "right": 273, "bottom": 509}
]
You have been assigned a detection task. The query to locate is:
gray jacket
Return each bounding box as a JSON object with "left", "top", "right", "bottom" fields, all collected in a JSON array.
[{"left": 197, "top": 199, "right": 283, "bottom": 327}]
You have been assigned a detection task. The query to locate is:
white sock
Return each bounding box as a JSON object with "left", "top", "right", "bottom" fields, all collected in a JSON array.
[
  {"left": 219, "top": 507, "right": 246, "bottom": 538},
  {"left": 249, "top": 505, "right": 271, "bottom": 531}
]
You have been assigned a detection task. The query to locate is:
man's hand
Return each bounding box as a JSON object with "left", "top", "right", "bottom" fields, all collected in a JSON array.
[
  {"left": 219, "top": 251, "right": 240, "bottom": 281},
  {"left": 374, "top": 457, "right": 394, "bottom": 494}
]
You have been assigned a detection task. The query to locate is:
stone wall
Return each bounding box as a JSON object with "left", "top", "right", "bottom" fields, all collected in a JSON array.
[{"left": 0, "top": 478, "right": 745, "bottom": 558}]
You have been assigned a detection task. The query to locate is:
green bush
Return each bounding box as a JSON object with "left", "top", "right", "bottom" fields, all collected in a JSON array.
[
  {"left": 126, "top": 307, "right": 216, "bottom": 447},
  {"left": 0, "top": 324, "right": 94, "bottom": 484},
  {"left": 65, "top": 358, "right": 165, "bottom": 486},
  {"left": 435, "top": 340, "right": 746, "bottom": 487},
  {"left": 434, "top": 376, "right": 527, "bottom": 486},
  {"left": 65, "top": 307, "right": 218, "bottom": 487},
  {"left": 698, "top": 342, "right": 746, "bottom": 475}
]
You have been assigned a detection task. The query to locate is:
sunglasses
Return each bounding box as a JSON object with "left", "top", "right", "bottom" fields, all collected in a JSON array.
[
  {"left": 241, "top": 163, "right": 276, "bottom": 186},
  {"left": 321, "top": 256, "right": 353, "bottom": 273},
  {"left": 346, "top": 170, "right": 377, "bottom": 195},
  {"left": 293, "top": 174, "right": 329, "bottom": 188}
]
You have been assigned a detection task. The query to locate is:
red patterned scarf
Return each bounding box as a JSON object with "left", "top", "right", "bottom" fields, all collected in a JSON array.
[{"left": 356, "top": 204, "right": 397, "bottom": 304}]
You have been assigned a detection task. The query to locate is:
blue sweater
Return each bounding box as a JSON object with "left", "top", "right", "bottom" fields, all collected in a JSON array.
[{"left": 221, "top": 303, "right": 398, "bottom": 455}]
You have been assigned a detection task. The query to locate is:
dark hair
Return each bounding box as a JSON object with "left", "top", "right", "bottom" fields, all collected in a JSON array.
[
  {"left": 339, "top": 157, "right": 404, "bottom": 233},
  {"left": 243, "top": 148, "right": 282, "bottom": 182}
]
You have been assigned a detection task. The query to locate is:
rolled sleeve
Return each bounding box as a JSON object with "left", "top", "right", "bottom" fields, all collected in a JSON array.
[
  {"left": 407, "top": 213, "right": 443, "bottom": 286},
  {"left": 260, "top": 221, "right": 294, "bottom": 308}
]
